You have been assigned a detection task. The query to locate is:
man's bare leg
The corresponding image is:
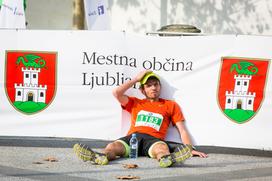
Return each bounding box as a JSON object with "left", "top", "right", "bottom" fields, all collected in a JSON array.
[
  {"left": 150, "top": 142, "right": 171, "bottom": 160},
  {"left": 103, "top": 141, "right": 126, "bottom": 160}
]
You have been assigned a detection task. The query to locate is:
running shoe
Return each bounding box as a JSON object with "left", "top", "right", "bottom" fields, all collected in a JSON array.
[
  {"left": 159, "top": 154, "right": 173, "bottom": 168},
  {"left": 171, "top": 144, "right": 193, "bottom": 164},
  {"left": 73, "top": 143, "right": 109, "bottom": 165},
  {"left": 159, "top": 144, "right": 192, "bottom": 168}
]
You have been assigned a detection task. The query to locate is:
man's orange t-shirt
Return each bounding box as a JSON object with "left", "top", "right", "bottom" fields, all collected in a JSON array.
[{"left": 122, "top": 96, "right": 185, "bottom": 140}]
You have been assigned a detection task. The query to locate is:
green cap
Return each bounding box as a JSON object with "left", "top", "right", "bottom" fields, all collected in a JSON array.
[{"left": 140, "top": 72, "right": 160, "bottom": 85}]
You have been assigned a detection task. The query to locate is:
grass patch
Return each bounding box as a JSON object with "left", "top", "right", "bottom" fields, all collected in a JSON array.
[
  {"left": 14, "top": 101, "right": 47, "bottom": 113},
  {"left": 224, "top": 109, "right": 255, "bottom": 123}
]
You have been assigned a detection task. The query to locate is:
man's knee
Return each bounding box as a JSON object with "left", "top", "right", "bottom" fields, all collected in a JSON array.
[
  {"left": 105, "top": 141, "right": 126, "bottom": 156},
  {"left": 152, "top": 142, "right": 169, "bottom": 152},
  {"left": 149, "top": 141, "right": 170, "bottom": 159}
]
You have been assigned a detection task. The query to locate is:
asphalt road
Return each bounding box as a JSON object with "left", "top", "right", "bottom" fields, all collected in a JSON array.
[{"left": 0, "top": 136, "right": 272, "bottom": 181}]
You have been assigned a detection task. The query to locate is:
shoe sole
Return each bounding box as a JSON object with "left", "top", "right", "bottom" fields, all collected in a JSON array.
[
  {"left": 73, "top": 143, "right": 96, "bottom": 162},
  {"left": 171, "top": 145, "right": 192, "bottom": 163},
  {"left": 73, "top": 143, "right": 109, "bottom": 165}
]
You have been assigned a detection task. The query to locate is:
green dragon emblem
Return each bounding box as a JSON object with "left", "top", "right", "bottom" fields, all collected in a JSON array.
[
  {"left": 230, "top": 61, "right": 258, "bottom": 75},
  {"left": 16, "top": 54, "right": 46, "bottom": 68}
]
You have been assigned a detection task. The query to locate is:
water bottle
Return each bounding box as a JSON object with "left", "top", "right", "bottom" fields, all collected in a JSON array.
[{"left": 129, "top": 133, "right": 138, "bottom": 159}]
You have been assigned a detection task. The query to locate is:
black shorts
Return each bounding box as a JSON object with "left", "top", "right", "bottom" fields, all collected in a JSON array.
[{"left": 116, "top": 133, "right": 168, "bottom": 158}]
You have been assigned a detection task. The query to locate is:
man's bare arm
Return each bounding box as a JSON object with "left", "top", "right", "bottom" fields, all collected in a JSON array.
[
  {"left": 175, "top": 121, "right": 208, "bottom": 158},
  {"left": 175, "top": 121, "right": 193, "bottom": 145}
]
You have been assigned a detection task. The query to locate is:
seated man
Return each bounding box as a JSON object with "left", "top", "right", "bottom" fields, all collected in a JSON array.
[{"left": 73, "top": 70, "right": 207, "bottom": 168}]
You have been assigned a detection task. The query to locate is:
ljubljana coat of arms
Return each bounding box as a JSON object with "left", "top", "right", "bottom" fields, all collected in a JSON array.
[
  {"left": 217, "top": 57, "right": 269, "bottom": 123},
  {"left": 5, "top": 51, "right": 57, "bottom": 114}
]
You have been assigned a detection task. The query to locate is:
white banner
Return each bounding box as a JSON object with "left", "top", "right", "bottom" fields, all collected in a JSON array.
[
  {"left": 84, "top": 0, "right": 110, "bottom": 30},
  {"left": 0, "top": 0, "right": 26, "bottom": 29},
  {"left": 0, "top": 30, "right": 271, "bottom": 150}
]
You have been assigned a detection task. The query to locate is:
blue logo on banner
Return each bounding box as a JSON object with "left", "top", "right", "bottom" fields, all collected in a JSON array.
[{"left": 97, "top": 5, "right": 105, "bottom": 15}]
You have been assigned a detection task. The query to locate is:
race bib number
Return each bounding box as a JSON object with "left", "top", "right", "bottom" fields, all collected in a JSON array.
[{"left": 135, "top": 110, "right": 163, "bottom": 131}]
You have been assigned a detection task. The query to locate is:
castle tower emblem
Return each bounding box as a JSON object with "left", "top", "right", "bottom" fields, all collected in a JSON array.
[
  {"left": 225, "top": 75, "right": 256, "bottom": 111},
  {"left": 5, "top": 51, "right": 57, "bottom": 114},
  {"left": 14, "top": 67, "right": 47, "bottom": 103},
  {"left": 218, "top": 57, "right": 269, "bottom": 124}
]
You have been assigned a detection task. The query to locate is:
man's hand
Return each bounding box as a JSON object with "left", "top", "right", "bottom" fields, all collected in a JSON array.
[
  {"left": 135, "top": 70, "right": 152, "bottom": 82},
  {"left": 112, "top": 70, "right": 152, "bottom": 106},
  {"left": 192, "top": 150, "right": 208, "bottom": 158}
]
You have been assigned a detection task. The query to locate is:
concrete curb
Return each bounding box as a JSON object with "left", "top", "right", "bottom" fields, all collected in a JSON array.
[{"left": 1, "top": 136, "right": 271, "bottom": 157}]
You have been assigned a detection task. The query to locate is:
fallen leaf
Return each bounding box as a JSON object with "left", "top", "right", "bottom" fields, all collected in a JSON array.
[
  {"left": 32, "top": 161, "right": 44, "bottom": 164},
  {"left": 123, "top": 164, "right": 138, "bottom": 169},
  {"left": 116, "top": 175, "right": 140, "bottom": 180},
  {"left": 43, "top": 157, "right": 58, "bottom": 162}
]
